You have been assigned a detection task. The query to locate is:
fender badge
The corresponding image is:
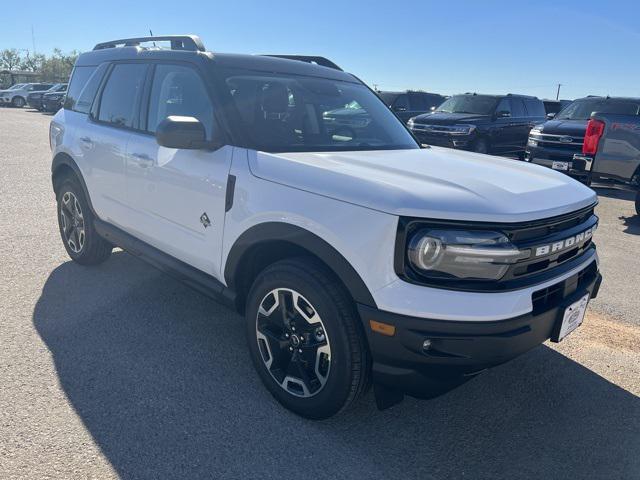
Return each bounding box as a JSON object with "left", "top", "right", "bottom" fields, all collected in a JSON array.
[{"left": 200, "top": 212, "right": 211, "bottom": 228}]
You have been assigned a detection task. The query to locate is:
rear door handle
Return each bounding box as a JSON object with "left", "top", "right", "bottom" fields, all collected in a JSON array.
[{"left": 130, "top": 153, "right": 154, "bottom": 168}]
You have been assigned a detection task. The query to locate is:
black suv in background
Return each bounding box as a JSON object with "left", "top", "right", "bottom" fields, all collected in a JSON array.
[
  {"left": 526, "top": 96, "right": 640, "bottom": 177},
  {"left": 408, "top": 93, "right": 546, "bottom": 157},
  {"left": 27, "top": 83, "right": 67, "bottom": 111},
  {"left": 543, "top": 99, "right": 572, "bottom": 117},
  {"left": 378, "top": 90, "right": 447, "bottom": 123}
]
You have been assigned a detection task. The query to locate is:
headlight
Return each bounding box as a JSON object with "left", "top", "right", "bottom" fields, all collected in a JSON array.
[
  {"left": 448, "top": 124, "right": 476, "bottom": 135},
  {"left": 407, "top": 229, "right": 529, "bottom": 281},
  {"left": 530, "top": 126, "right": 543, "bottom": 135},
  {"left": 407, "top": 118, "right": 415, "bottom": 127}
]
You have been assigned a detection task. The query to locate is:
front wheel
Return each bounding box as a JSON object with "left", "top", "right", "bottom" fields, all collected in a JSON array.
[
  {"left": 245, "top": 258, "right": 370, "bottom": 419},
  {"left": 12, "top": 96, "right": 25, "bottom": 108},
  {"left": 56, "top": 178, "right": 112, "bottom": 265}
]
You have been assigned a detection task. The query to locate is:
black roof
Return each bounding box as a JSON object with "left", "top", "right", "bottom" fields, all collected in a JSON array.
[
  {"left": 76, "top": 35, "right": 356, "bottom": 83},
  {"left": 457, "top": 92, "right": 540, "bottom": 99},
  {"left": 576, "top": 95, "right": 640, "bottom": 102}
]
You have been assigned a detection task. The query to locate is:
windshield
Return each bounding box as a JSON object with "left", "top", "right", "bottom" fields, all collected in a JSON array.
[
  {"left": 221, "top": 70, "right": 418, "bottom": 152},
  {"left": 556, "top": 98, "right": 640, "bottom": 120},
  {"left": 8, "top": 84, "right": 25, "bottom": 90},
  {"left": 436, "top": 95, "right": 498, "bottom": 115}
]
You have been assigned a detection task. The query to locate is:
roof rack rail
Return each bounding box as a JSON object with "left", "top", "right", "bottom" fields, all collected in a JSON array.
[
  {"left": 262, "top": 55, "right": 342, "bottom": 71},
  {"left": 93, "top": 35, "right": 205, "bottom": 52}
]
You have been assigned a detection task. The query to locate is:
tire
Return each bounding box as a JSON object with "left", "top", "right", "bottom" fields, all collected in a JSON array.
[
  {"left": 472, "top": 138, "right": 489, "bottom": 154},
  {"left": 245, "top": 258, "right": 370, "bottom": 419},
  {"left": 11, "top": 96, "right": 25, "bottom": 108},
  {"left": 635, "top": 191, "right": 640, "bottom": 216},
  {"left": 56, "top": 177, "right": 112, "bottom": 265}
]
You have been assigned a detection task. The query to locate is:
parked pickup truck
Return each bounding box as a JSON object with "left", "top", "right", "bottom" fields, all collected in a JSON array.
[
  {"left": 574, "top": 114, "right": 640, "bottom": 215},
  {"left": 527, "top": 96, "right": 640, "bottom": 182}
]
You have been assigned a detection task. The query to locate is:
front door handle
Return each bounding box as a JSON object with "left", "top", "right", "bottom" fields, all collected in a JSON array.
[
  {"left": 79, "top": 136, "right": 93, "bottom": 149},
  {"left": 130, "top": 153, "right": 154, "bottom": 168}
]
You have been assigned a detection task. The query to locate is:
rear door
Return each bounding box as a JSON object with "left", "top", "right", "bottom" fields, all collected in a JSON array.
[
  {"left": 81, "top": 62, "right": 148, "bottom": 226},
  {"left": 124, "top": 62, "right": 233, "bottom": 277}
]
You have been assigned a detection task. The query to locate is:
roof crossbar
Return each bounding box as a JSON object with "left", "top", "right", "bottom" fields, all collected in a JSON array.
[
  {"left": 93, "top": 35, "right": 205, "bottom": 52},
  {"left": 262, "top": 55, "right": 342, "bottom": 71}
]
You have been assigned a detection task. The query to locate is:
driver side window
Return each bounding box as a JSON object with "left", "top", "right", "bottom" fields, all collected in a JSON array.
[
  {"left": 496, "top": 98, "right": 511, "bottom": 116},
  {"left": 147, "top": 64, "right": 214, "bottom": 139}
]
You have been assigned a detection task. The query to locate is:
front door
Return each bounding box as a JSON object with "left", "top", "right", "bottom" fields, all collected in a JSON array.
[{"left": 125, "top": 63, "right": 232, "bottom": 278}]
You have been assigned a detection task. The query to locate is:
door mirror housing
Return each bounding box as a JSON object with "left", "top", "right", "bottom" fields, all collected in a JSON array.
[
  {"left": 546, "top": 112, "right": 556, "bottom": 119},
  {"left": 155, "top": 116, "right": 220, "bottom": 150},
  {"left": 495, "top": 110, "right": 511, "bottom": 118}
]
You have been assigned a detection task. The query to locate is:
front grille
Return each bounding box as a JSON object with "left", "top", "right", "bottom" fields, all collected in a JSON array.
[
  {"left": 500, "top": 206, "right": 597, "bottom": 282},
  {"left": 532, "top": 261, "right": 598, "bottom": 314},
  {"left": 530, "top": 132, "right": 583, "bottom": 152}
]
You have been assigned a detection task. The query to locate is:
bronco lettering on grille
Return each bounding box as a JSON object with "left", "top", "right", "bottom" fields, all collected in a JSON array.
[{"left": 534, "top": 226, "right": 596, "bottom": 257}]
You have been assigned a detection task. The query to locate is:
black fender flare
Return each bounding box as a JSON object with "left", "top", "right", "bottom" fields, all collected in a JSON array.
[
  {"left": 51, "top": 152, "right": 97, "bottom": 215},
  {"left": 224, "top": 222, "right": 377, "bottom": 308}
]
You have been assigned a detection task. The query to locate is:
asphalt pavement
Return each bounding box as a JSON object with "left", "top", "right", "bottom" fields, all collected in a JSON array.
[{"left": 0, "top": 108, "right": 638, "bottom": 480}]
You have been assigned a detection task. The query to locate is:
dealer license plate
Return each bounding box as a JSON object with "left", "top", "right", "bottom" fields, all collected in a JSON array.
[
  {"left": 552, "top": 161, "right": 571, "bottom": 171},
  {"left": 555, "top": 294, "right": 590, "bottom": 342}
]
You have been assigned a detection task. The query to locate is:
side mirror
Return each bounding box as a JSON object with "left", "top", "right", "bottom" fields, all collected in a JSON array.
[
  {"left": 430, "top": 106, "right": 437, "bottom": 111},
  {"left": 155, "top": 116, "right": 215, "bottom": 150},
  {"left": 495, "top": 110, "right": 511, "bottom": 118},
  {"left": 394, "top": 105, "right": 408, "bottom": 112},
  {"left": 546, "top": 112, "right": 556, "bottom": 119}
]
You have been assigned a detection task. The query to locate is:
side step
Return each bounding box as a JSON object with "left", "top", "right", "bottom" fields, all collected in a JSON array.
[{"left": 94, "top": 219, "right": 236, "bottom": 310}]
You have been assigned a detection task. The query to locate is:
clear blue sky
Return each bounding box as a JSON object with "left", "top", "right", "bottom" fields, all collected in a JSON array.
[{"left": 2, "top": 0, "right": 638, "bottom": 99}]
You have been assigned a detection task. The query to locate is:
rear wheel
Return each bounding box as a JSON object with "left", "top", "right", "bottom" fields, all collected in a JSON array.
[
  {"left": 56, "top": 177, "right": 112, "bottom": 265},
  {"left": 245, "top": 258, "right": 370, "bottom": 419},
  {"left": 12, "top": 96, "right": 25, "bottom": 108}
]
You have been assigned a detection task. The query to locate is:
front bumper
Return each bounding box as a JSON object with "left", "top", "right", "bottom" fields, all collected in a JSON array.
[
  {"left": 42, "top": 98, "right": 63, "bottom": 112},
  {"left": 27, "top": 98, "right": 43, "bottom": 109},
  {"left": 526, "top": 144, "right": 590, "bottom": 181},
  {"left": 358, "top": 260, "right": 601, "bottom": 398}
]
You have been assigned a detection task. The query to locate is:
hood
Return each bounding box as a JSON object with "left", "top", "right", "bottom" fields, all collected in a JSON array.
[
  {"left": 412, "top": 111, "right": 490, "bottom": 125},
  {"left": 248, "top": 147, "right": 596, "bottom": 222},
  {"left": 536, "top": 119, "right": 587, "bottom": 137}
]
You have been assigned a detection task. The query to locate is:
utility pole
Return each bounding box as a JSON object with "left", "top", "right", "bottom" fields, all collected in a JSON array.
[{"left": 556, "top": 83, "right": 562, "bottom": 100}]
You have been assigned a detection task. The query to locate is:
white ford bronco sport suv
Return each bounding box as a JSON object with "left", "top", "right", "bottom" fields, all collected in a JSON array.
[{"left": 50, "top": 35, "right": 602, "bottom": 419}]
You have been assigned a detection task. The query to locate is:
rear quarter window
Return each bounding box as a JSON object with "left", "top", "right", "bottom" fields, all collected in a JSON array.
[
  {"left": 64, "top": 65, "right": 103, "bottom": 113},
  {"left": 525, "top": 98, "right": 546, "bottom": 117}
]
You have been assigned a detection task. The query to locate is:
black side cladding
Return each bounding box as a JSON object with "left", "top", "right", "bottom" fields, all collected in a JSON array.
[{"left": 225, "top": 175, "right": 236, "bottom": 212}]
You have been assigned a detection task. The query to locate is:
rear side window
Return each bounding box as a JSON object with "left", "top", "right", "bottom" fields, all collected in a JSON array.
[
  {"left": 509, "top": 98, "right": 526, "bottom": 117},
  {"left": 146, "top": 64, "right": 214, "bottom": 138},
  {"left": 97, "top": 63, "right": 147, "bottom": 128},
  {"left": 393, "top": 95, "right": 409, "bottom": 111},
  {"left": 408, "top": 93, "right": 428, "bottom": 111},
  {"left": 525, "top": 98, "right": 545, "bottom": 117}
]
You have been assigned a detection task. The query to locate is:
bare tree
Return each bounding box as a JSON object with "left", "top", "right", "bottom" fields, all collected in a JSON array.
[
  {"left": 0, "top": 48, "right": 22, "bottom": 71},
  {"left": 20, "top": 50, "right": 45, "bottom": 72}
]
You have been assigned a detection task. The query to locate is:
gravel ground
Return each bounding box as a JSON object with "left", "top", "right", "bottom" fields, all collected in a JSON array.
[{"left": 0, "top": 108, "right": 638, "bottom": 480}]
